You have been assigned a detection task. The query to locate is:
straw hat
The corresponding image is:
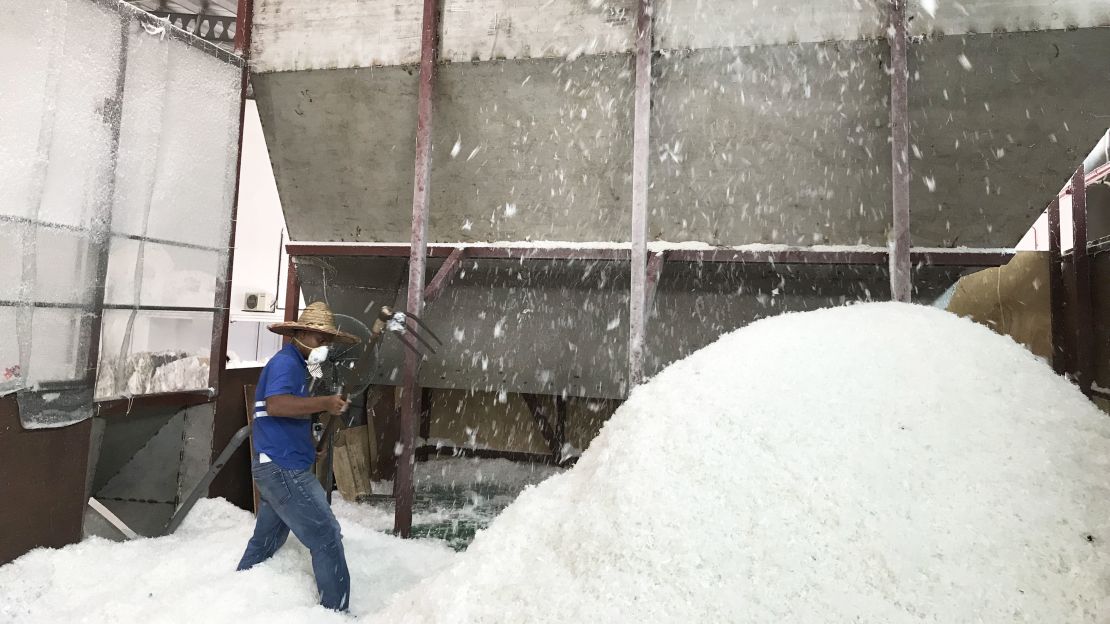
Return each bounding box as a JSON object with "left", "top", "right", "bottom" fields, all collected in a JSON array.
[{"left": 268, "top": 301, "right": 360, "bottom": 344}]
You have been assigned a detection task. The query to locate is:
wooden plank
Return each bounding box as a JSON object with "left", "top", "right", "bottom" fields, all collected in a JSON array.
[
  {"left": 243, "top": 384, "right": 260, "bottom": 514},
  {"left": 332, "top": 425, "right": 373, "bottom": 502},
  {"left": 88, "top": 497, "right": 139, "bottom": 540}
]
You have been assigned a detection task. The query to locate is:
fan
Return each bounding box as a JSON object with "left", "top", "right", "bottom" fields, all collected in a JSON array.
[
  {"left": 306, "top": 306, "right": 443, "bottom": 399},
  {"left": 307, "top": 306, "right": 442, "bottom": 502}
]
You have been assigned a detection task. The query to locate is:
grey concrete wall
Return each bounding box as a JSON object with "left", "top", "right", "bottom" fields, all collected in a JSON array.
[
  {"left": 91, "top": 407, "right": 191, "bottom": 536},
  {"left": 176, "top": 403, "right": 216, "bottom": 507},
  {"left": 909, "top": 28, "right": 1110, "bottom": 247},
  {"left": 257, "top": 27, "right": 1110, "bottom": 249},
  {"left": 651, "top": 41, "right": 892, "bottom": 245},
  {"left": 644, "top": 263, "right": 966, "bottom": 377},
  {"left": 255, "top": 55, "right": 634, "bottom": 244},
  {"left": 296, "top": 254, "right": 970, "bottom": 397},
  {"left": 298, "top": 256, "right": 632, "bottom": 398}
]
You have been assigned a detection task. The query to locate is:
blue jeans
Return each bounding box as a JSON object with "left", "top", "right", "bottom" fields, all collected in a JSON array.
[{"left": 236, "top": 461, "right": 350, "bottom": 611}]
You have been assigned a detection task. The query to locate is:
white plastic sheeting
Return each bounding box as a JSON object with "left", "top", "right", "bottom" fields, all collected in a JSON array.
[
  {"left": 0, "top": 0, "right": 242, "bottom": 427},
  {"left": 0, "top": 0, "right": 121, "bottom": 410}
]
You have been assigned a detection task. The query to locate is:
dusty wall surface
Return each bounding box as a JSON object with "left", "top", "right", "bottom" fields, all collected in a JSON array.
[
  {"left": 254, "top": 55, "right": 634, "bottom": 244},
  {"left": 650, "top": 40, "right": 891, "bottom": 246},
  {"left": 297, "top": 254, "right": 968, "bottom": 397},
  {"left": 253, "top": 0, "right": 1106, "bottom": 404},
  {"left": 426, "top": 389, "right": 615, "bottom": 454},
  {"left": 252, "top": 0, "right": 1110, "bottom": 248},
  {"left": 909, "top": 29, "right": 1110, "bottom": 248}
]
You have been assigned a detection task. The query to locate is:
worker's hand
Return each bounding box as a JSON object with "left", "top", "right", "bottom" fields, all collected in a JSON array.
[
  {"left": 323, "top": 394, "right": 350, "bottom": 416},
  {"left": 316, "top": 446, "right": 328, "bottom": 464}
]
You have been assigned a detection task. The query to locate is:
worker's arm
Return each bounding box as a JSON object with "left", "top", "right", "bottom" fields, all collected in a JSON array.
[{"left": 266, "top": 394, "right": 349, "bottom": 419}]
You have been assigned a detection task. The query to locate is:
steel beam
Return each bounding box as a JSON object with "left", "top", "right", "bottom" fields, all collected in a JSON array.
[
  {"left": 95, "top": 390, "right": 213, "bottom": 418},
  {"left": 521, "top": 394, "right": 560, "bottom": 461},
  {"left": 423, "top": 246, "right": 466, "bottom": 304},
  {"left": 644, "top": 251, "right": 666, "bottom": 326},
  {"left": 888, "top": 0, "right": 912, "bottom": 302},
  {"left": 287, "top": 242, "right": 1013, "bottom": 268},
  {"left": 212, "top": 0, "right": 254, "bottom": 392},
  {"left": 1070, "top": 169, "right": 1095, "bottom": 396},
  {"left": 1048, "top": 197, "right": 1067, "bottom": 375},
  {"left": 397, "top": 0, "right": 440, "bottom": 539},
  {"left": 628, "top": 0, "right": 653, "bottom": 388},
  {"left": 907, "top": 249, "right": 1015, "bottom": 267},
  {"left": 283, "top": 256, "right": 299, "bottom": 324}
]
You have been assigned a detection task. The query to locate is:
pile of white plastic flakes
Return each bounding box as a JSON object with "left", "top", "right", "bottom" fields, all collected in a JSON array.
[
  {"left": 371, "top": 303, "right": 1110, "bottom": 623},
  {"left": 2, "top": 304, "right": 1108, "bottom": 623}
]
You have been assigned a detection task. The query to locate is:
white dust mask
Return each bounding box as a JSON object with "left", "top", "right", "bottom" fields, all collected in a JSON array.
[{"left": 307, "top": 344, "right": 329, "bottom": 365}]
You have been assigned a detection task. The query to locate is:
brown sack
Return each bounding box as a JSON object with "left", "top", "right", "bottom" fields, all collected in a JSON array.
[{"left": 946, "top": 251, "right": 1053, "bottom": 361}]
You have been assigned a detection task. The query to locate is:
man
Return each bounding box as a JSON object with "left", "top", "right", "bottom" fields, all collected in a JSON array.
[{"left": 237, "top": 301, "right": 358, "bottom": 612}]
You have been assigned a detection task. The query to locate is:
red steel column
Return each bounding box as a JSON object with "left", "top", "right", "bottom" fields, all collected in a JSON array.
[
  {"left": 888, "top": 0, "right": 912, "bottom": 302},
  {"left": 212, "top": 0, "right": 256, "bottom": 390},
  {"left": 628, "top": 0, "right": 653, "bottom": 387},
  {"left": 1047, "top": 198, "right": 1066, "bottom": 375},
  {"left": 1070, "top": 169, "right": 1094, "bottom": 395},
  {"left": 397, "top": 0, "right": 441, "bottom": 538},
  {"left": 283, "top": 256, "right": 299, "bottom": 323}
]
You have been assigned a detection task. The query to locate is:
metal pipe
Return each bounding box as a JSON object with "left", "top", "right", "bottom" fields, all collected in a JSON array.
[
  {"left": 629, "top": 0, "right": 653, "bottom": 387},
  {"left": 888, "top": 0, "right": 912, "bottom": 303},
  {"left": 1070, "top": 168, "right": 1094, "bottom": 395},
  {"left": 1047, "top": 197, "right": 1066, "bottom": 375},
  {"left": 397, "top": 0, "right": 441, "bottom": 538}
]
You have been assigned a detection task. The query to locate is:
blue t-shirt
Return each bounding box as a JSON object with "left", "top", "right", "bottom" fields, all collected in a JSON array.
[{"left": 253, "top": 343, "right": 314, "bottom": 470}]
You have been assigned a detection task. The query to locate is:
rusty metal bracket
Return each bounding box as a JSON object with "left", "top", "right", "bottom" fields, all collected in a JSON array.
[{"left": 424, "top": 247, "right": 467, "bottom": 305}]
